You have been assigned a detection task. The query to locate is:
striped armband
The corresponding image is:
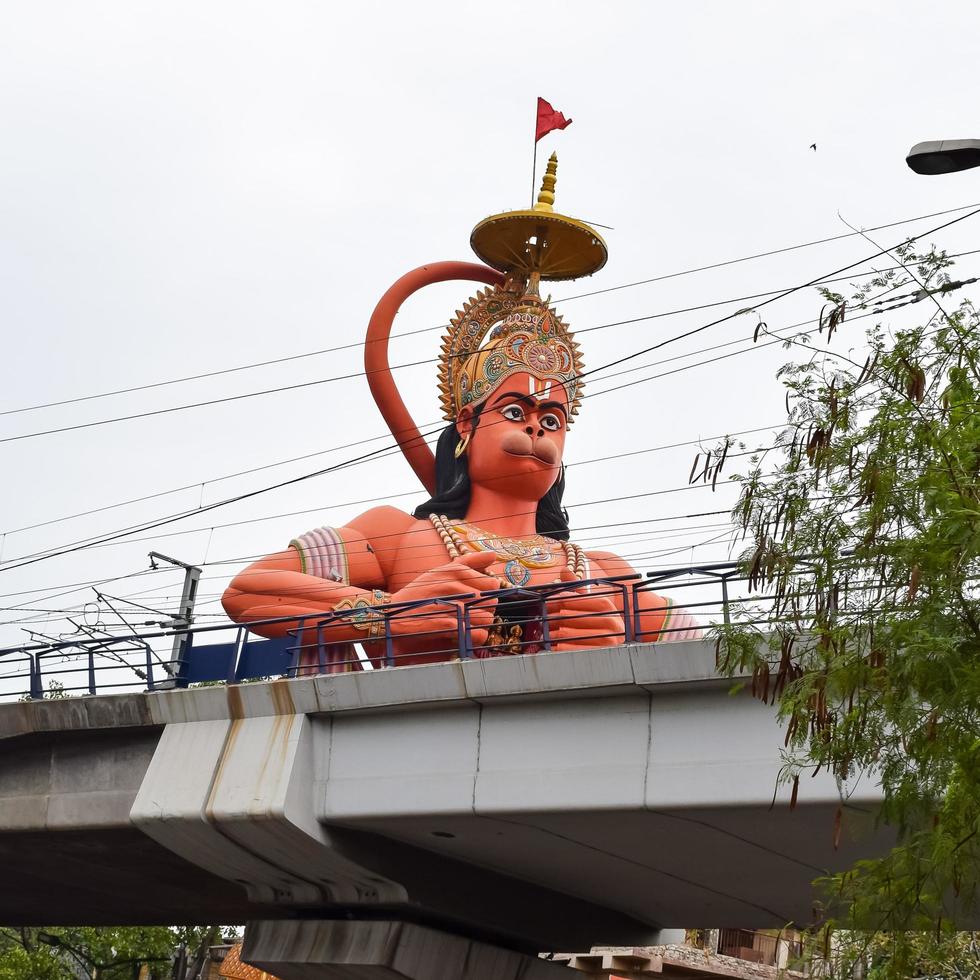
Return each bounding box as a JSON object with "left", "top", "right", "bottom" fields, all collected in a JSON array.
[{"left": 290, "top": 526, "right": 350, "bottom": 583}]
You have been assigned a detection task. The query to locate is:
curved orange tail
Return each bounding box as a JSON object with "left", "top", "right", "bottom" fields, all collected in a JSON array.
[{"left": 364, "top": 261, "right": 505, "bottom": 495}]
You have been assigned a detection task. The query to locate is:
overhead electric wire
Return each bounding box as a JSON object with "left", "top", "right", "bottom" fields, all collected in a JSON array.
[
  {"left": 0, "top": 519, "right": 738, "bottom": 625},
  {"left": 0, "top": 245, "right": 958, "bottom": 547},
  {"left": 4, "top": 199, "right": 977, "bottom": 420},
  {"left": 0, "top": 350, "right": 792, "bottom": 571},
  {"left": 102, "top": 475, "right": 772, "bottom": 582},
  {"left": 0, "top": 425, "right": 404, "bottom": 538},
  {"left": 58, "top": 269, "right": 913, "bottom": 563},
  {"left": 0, "top": 505, "right": 738, "bottom": 620},
  {"left": 1, "top": 241, "right": 970, "bottom": 548},
  {"left": 0, "top": 465, "right": 748, "bottom": 576},
  {"left": 2, "top": 219, "right": 968, "bottom": 576},
  {"left": 39, "top": 428, "right": 778, "bottom": 557},
  {"left": 0, "top": 425, "right": 449, "bottom": 573},
  {"left": 2, "top": 206, "right": 975, "bottom": 605},
  {"left": 0, "top": 296, "right": 953, "bottom": 593},
  {"left": 0, "top": 414, "right": 760, "bottom": 598},
  {"left": 2, "top": 245, "right": 974, "bottom": 448},
  {"left": 0, "top": 506, "right": 729, "bottom": 626},
  {"left": 576, "top": 204, "right": 980, "bottom": 386}
]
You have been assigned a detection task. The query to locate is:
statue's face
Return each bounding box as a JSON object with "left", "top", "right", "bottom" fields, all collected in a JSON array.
[{"left": 458, "top": 371, "right": 569, "bottom": 501}]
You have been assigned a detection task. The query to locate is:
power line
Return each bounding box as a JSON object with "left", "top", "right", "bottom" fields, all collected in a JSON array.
[
  {"left": 2, "top": 214, "right": 974, "bottom": 579},
  {"left": 33, "top": 427, "right": 778, "bottom": 557},
  {"left": 1, "top": 244, "right": 966, "bottom": 547},
  {"left": 64, "top": 272, "right": 897, "bottom": 565},
  {"left": 4, "top": 199, "right": 976, "bottom": 419},
  {"left": 1, "top": 240, "right": 976, "bottom": 447},
  {"left": 0, "top": 426, "right": 402, "bottom": 537},
  {"left": 0, "top": 425, "right": 448, "bottom": 573},
  {"left": 577, "top": 205, "right": 980, "bottom": 386},
  {"left": 0, "top": 519, "right": 738, "bottom": 622},
  {"left": 0, "top": 510, "right": 744, "bottom": 636},
  {"left": 0, "top": 334, "right": 796, "bottom": 571},
  {"left": 556, "top": 200, "right": 980, "bottom": 302}
]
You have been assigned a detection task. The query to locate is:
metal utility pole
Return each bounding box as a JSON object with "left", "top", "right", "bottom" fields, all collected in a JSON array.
[{"left": 149, "top": 551, "right": 201, "bottom": 686}]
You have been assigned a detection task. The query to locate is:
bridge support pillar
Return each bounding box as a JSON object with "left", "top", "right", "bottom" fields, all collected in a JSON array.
[{"left": 242, "top": 919, "right": 569, "bottom": 980}]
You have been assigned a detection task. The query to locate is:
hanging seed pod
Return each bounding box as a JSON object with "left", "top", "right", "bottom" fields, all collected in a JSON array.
[
  {"left": 784, "top": 713, "right": 799, "bottom": 747},
  {"left": 908, "top": 565, "right": 921, "bottom": 603}
]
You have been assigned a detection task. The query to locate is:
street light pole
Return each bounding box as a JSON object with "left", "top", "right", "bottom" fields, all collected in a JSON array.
[{"left": 148, "top": 551, "right": 201, "bottom": 686}]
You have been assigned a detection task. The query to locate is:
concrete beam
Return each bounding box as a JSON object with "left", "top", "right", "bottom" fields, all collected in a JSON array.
[
  {"left": 243, "top": 919, "right": 571, "bottom": 980},
  {"left": 0, "top": 640, "right": 891, "bottom": 940}
]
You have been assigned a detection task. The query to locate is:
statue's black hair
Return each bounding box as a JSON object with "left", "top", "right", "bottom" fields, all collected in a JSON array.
[{"left": 412, "top": 403, "right": 571, "bottom": 541}]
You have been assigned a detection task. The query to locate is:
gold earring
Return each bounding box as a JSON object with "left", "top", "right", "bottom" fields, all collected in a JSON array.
[{"left": 454, "top": 433, "right": 470, "bottom": 458}]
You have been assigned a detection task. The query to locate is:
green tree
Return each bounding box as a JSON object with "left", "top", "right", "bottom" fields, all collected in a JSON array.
[
  {"left": 0, "top": 926, "right": 230, "bottom": 980},
  {"left": 824, "top": 929, "right": 980, "bottom": 979},
  {"left": 712, "top": 243, "right": 980, "bottom": 976}
]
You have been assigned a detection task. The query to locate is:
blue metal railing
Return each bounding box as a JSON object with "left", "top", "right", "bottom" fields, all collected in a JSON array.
[{"left": 0, "top": 561, "right": 744, "bottom": 701}]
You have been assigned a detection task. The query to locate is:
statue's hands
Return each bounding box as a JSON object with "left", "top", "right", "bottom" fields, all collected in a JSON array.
[
  {"left": 389, "top": 552, "right": 500, "bottom": 648},
  {"left": 545, "top": 569, "right": 625, "bottom": 650}
]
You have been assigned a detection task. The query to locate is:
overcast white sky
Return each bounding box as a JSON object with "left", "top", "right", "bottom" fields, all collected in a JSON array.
[{"left": 1, "top": 1, "right": 979, "bottom": 665}]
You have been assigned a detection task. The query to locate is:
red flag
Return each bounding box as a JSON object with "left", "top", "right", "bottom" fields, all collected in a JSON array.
[{"left": 535, "top": 97, "right": 572, "bottom": 142}]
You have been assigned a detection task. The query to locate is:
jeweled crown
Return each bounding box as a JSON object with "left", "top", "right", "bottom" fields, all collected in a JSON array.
[{"left": 437, "top": 155, "right": 604, "bottom": 422}]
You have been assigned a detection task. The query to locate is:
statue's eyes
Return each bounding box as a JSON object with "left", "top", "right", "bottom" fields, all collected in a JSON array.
[
  {"left": 501, "top": 405, "right": 525, "bottom": 422},
  {"left": 540, "top": 413, "right": 563, "bottom": 431}
]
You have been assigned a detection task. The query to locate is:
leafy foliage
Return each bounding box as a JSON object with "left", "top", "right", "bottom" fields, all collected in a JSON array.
[
  {"left": 712, "top": 245, "right": 980, "bottom": 972},
  {"left": 823, "top": 929, "right": 980, "bottom": 979},
  {"left": 0, "top": 926, "right": 230, "bottom": 980}
]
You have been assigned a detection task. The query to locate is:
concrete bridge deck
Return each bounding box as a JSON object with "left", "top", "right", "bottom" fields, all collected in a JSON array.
[{"left": 0, "top": 639, "right": 886, "bottom": 969}]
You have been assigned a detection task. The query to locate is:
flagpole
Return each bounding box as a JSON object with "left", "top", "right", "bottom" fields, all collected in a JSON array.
[{"left": 531, "top": 101, "right": 538, "bottom": 206}]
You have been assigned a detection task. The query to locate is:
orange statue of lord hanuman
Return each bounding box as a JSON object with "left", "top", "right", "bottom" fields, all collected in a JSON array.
[{"left": 222, "top": 155, "right": 699, "bottom": 668}]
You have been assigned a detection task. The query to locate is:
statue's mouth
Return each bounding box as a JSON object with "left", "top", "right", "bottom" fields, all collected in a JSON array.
[{"left": 503, "top": 448, "right": 558, "bottom": 465}]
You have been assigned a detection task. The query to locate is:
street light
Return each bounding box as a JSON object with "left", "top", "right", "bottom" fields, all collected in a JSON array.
[{"left": 906, "top": 139, "right": 980, "bottom": 175}]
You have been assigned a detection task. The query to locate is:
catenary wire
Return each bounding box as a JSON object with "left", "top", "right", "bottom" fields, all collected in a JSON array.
[
  {"left": 1, "top": 242, "right": 966, "bottom": 541},
  {"left": 0, "top": 249, "right": 954, "bottom": 576},
  {"left": 1, "top": 235, "right": 975, "bottom": 446},
  {"left": 1, "top": 227, "right": 971, "bottom": 601},
  {"left": 3, "top": 200, "right": 976, "bottom": 420},
  {"left": 48, "top": 264, "right": 934, "bottom": 562},
  {"left": 0, "top": 245, "right": 955, "bottom": 562}
]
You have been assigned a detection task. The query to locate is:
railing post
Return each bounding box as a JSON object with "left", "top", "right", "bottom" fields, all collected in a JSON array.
[
  {"left": 621, "top": 583, "right": 634, "bottom": 643},
  {"left": 632, "top": 581, "right": 644, "bottom": 642},
  {"left": 384, "top": 612, "right": 395, "bottom": 668},
  {"left": 721, "top": 574, "right": 732, "bottom": 625},
  {"left": 88, "top": 649, "right": 96, "bottom": 696},
  {"left": 286, "top": 617, "right": 305, "bottom": 678},
  {"left": 229, "top": 628, "right": 246, "bottom": 684},
  {"left": 462, "top": 604, "right": 474, "bottom": 659},
  {"left": 455, "top": 605, "right": 467, "bottom": 660},
  {"left": 540, "top": 594, "right": 552, "bottom": 652},
  {"left": 316, "top": 624, "right": 326, "bottom": 675}
]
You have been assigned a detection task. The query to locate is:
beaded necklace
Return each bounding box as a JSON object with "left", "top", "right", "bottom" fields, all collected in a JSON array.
[{"left": 429, "top": 514, "right": 588, "bottom": 587}]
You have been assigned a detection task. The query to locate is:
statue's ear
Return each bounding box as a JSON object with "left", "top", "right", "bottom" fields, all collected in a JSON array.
[{"left": 456, "top": 407, "right": 476, "bottom": 440}]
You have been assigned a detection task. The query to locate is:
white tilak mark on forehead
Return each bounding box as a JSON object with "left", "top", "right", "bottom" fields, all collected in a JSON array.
[{"left": 530, "top": 377, "right": 553, "bottom": 400}]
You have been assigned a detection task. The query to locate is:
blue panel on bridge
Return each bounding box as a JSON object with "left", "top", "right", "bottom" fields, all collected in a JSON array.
[{"left": 177, "top": 635, "right": 293, "bottom": 686}]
